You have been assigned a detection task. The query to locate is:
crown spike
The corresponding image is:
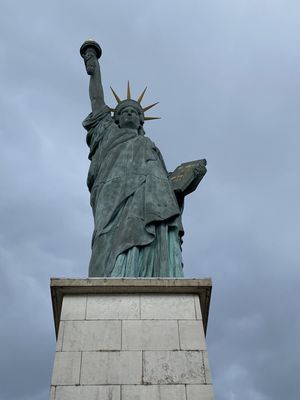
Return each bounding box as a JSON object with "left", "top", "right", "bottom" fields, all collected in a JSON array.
[
  {"left": 144, "top": 116, "right": 161, "bottom": 121},
  {"left": 137, "top": 87, "right": 147, "bottom": 104},
  {"left": 143, "top": 102, "right": 159, "bottom": 112},
  {"left": 110, "top": 87, "right": 121, "bottom": 103},
  {"left": 127, "top": 81, "right": 131, "bottom": 100}
]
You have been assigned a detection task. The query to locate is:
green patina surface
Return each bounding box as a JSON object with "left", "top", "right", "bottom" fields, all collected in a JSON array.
[{"left": 80, "top": 40, "right": 205, "bottom": 277}]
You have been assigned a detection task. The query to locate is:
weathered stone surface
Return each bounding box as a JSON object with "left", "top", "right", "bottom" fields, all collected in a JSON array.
[
  {"left": 122, "top": 320, "right": 179, "bottom": 350},
  {"left": 203, "top": 351, "right": 213, "bottom": 384},
  {"left": 194, "top": 295, "right": 202, "bottom": 320},
  {"left": 86, "top": 294, "right": 139, "bottom": 319},
  {"left": 141, "top": 294, "right": 196, "bottom": 320},
  {"left": 60, "top": 295, "right": 86, "bottom": 320},
  {"left": 55, "top": 321, "right": 64, "bottom": 352},
  {"left": 186, "top": 385, "right": 214, "bottom": 400},
  {"left": 55, "top": 385, "right": 120, "bottom": 400},
  {"left": 49, "top": 280, "right": 214, "bottom": 397},
  {"left": 51, "top": 352, "right": 81, "bottom": 385},
  {"left": 179, "top": 320, "right": 206, "bottom": 350},
  {"left": 143, "top": 350, "right": 205, "bottom": 384},
  {"left": 51, "top": 277, "right": 212, "bottom": 291},
  {"left": 49, "top": 386, "right": 55, "bottom": 400},
  {"left": 122, "top": 385, "right": 186, "bottom": 400},
  {"left": 80, "top": 351, "right": 142, "bottom": 384},
  {"left": 62, "top": 320, "right": 121, "bottom": 351},
  {"left": 51, "top": 278, "right": 212, "bottom": 336}
]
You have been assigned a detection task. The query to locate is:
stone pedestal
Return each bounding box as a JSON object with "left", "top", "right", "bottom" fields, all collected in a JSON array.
[{"left": 49, "top": 278, "right": 214, "bottom": 400}]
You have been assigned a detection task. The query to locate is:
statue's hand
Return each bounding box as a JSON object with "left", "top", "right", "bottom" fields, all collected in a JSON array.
[
  {"left": 193, "top": 159, "right": 207, "bottom": 177},
  {"left": 83, "top": 48, "right": 99, "bottom": 76},
  {"left": 193, "top": 166, "right": 202, "bottom": 177}
]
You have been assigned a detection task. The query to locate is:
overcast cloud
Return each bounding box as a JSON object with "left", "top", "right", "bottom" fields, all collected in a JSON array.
[{"left": 0, "top": 1, "right": 300, "bottom": 399}]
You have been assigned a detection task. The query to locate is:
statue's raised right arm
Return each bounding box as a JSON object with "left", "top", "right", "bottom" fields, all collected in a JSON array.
[{"left": 80, "top": 41, "right": 105, "bottom": 114}]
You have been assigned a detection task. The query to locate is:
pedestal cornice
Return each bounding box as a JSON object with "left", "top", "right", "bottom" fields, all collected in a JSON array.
[{"left": 50, "top": 278, "right": 212, "bottom": 337}]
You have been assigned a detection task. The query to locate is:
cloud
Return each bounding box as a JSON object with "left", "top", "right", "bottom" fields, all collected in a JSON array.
[{"left": 1, "top": 0, "right": 299, "bottom": 399}]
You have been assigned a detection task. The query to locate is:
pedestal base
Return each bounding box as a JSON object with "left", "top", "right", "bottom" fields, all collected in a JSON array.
[{"left": 49, "top": 278, "right": 214, "bottom": 400}]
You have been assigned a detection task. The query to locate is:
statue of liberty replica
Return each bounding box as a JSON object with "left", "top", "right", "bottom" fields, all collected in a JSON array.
[
  {"left": 80, "top": 40, "right": 207, "bottom": 278},
  {"left": 48, "top": 41, "right": 214, "bottom": 400}
]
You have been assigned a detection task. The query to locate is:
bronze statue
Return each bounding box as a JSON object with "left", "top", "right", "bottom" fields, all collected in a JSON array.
[{"left": 80, "top": 40, "right": 206, "bottom": 277}]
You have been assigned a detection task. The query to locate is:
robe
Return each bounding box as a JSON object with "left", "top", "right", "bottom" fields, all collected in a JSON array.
[{"left": 83, "top": 107, "right": 184, "bottom": 277}]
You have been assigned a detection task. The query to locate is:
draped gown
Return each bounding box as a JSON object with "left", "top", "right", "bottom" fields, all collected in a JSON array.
[{"left": 83, "top": 107, "right": 184, "bottom": 277}]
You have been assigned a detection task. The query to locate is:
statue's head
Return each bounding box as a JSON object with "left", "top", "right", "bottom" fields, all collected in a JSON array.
[
  {"left": 110, "top": 82, "right": 160, "bottom": 130},
  {"left": 114, "top": 100, "right": 144, "bottom": 129}
]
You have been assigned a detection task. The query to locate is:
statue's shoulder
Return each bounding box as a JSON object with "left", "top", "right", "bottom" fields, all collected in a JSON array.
[
  {"left": 84, "top": 107, "right": 115, "bottom": 152},
  {"left": 82, "top": 106, "right": 113, "bottom": 131},
  {"left": 143, "top": 135, "right": 157, "bottom": 148}
]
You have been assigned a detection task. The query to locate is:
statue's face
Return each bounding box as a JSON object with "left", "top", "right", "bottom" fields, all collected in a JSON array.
[
  {"left": 84, "top": 48, "right": 97, "bottom": 75},
  {"left": 118, "top": 106, "right": 140, "bottom": 129}
]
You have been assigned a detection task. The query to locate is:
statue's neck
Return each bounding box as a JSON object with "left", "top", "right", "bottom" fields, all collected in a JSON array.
[{"left": 121, "top": 127, "right": 138, "bottom": 135}]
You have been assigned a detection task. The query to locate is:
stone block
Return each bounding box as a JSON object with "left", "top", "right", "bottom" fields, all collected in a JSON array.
[
  {"left": 122, "top": 320, "right": 179, "bottom": 350},
  {"left": 62, "top": 320, "right": 121, "bottom": 351},
  {"left": 55, "top": 321, "right": 64, "bottom": 352},
  {"left": 49, "top": 279, "right": 214, "bottom": 397},
  {"left": 55, "top": 385, "right": 120, "bottom": 400},
  {"left": 194, "top": 295, "right": 202, "bottom": 319},
  {"left": 80, "top": 351, "right": 142, "bottom": 384},
  {"left": 49, "top": 386, "right": 55, "bottom": 400},
  {"left": 86, "top": 294, "right": 140, "bottom": 319},
  {"left": 51, "top": 278, "right": 212, "bottom": 337},
  {"left": 203, "top": 351, "right": 213, "bottom": 384},
  {"left": 186, "top": 385, "right": 214, "bottom": 400},
  {"left": 51, "top": 352, "right": 81, "bottom": 385},
  {"left": 143, "top": 350, "right": 205, "bottom": 384},
  {"left": 60, "top": 295, "right": 86, "bottom": 320},
  {"left": 122, "top": 385, "right": 186, "bottom": 400},
  {"left": 179, "top": 320, "right": 206, "bottom": 350},
  {"left": 141, "top": 294, "right": 196, "bottom": 320}
]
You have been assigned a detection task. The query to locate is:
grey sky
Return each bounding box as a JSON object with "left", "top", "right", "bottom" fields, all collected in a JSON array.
[{"left": 0, "top": 0, "right": 299, "bottom": 399}]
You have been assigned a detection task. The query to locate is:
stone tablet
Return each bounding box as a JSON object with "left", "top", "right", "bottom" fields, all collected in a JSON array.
[{"left": 170, "top": 159, "right": 207, "bottom": 196}]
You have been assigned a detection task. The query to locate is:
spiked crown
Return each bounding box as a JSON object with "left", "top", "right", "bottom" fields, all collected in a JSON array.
[{"left": 110, "top": 81, "right": 160, "bottom": 125}]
